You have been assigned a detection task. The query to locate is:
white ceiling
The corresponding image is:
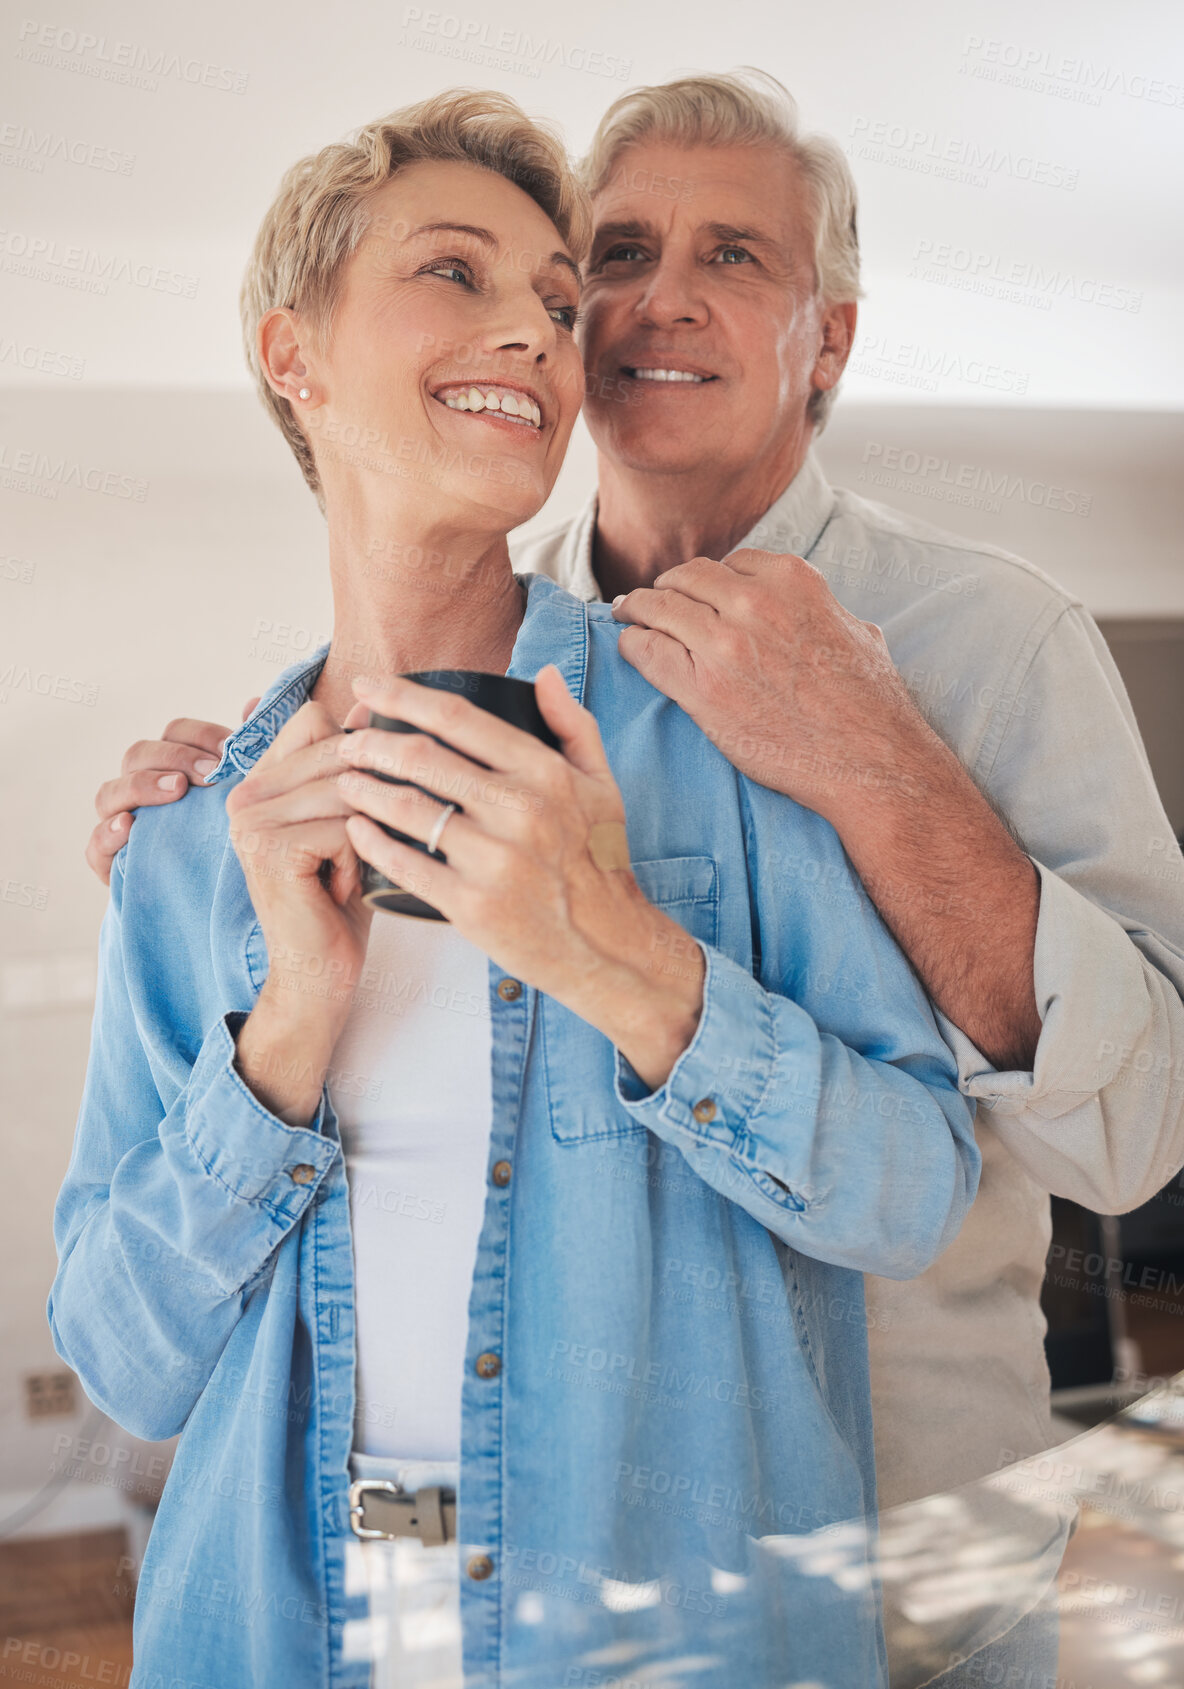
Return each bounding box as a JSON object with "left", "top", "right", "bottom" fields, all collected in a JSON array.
[{"left": 1, "top": 0, "right": 1182, "bottom": 404}]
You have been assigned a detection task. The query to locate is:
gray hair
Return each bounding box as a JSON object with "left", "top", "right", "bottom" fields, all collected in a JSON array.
[{"left": 580, "top": 68, "right": 862, "bottom": 431}]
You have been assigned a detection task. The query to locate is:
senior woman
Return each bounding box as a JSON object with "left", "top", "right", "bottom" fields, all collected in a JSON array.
[{"left": 49, "top": 92, "right": 978, "bottom": 1689}]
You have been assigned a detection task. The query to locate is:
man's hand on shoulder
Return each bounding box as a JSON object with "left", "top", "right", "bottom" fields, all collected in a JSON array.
[
  {"left": 612, "top": 549, "right": 1042, "bottom": 1069},
  {"left": 610, "top": 549, "right": 928, "bottom": 825},
  {"left": 85, "top": 695, "right": 261, "bottom": 885}
]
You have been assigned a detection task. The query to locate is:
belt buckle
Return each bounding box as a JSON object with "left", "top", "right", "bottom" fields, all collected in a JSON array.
[
  {"left": 349, "top": 1478, "right": 454, "bottom": 1545},
  {"left": 350, "top": 1478, "right": 411, "bottom": 1541}
]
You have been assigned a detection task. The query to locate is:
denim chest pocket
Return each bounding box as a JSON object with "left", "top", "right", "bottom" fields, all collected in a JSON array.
[{"left": 540, "top": 855, "right": 720, "bottom": 1144}]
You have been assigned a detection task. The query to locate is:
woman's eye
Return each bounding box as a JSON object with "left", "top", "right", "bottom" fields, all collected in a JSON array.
[
  {"left": 549, "top": 305, "right": 579, "bottom": 329},
  {"left": 425, "top": 260, "right": 472, "bottom": 285}
]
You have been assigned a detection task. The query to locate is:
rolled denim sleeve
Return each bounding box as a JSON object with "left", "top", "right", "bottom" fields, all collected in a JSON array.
[
  {"left": 182, "top": 1010, "right": 338, "bottom": 1226},
  {"left": 48, "top": 848, "right": 338, "bottom": 1442},
  {"left": 614, "top": 934, "right": 981, "bottom": 1280},
  {"left": 944, "top": 604, "right": 1184, "bottom": 1213}
]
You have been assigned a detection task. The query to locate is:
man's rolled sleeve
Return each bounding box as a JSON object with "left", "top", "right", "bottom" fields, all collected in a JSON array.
[
  {"left": 934, "top": 857, "right": 1150, "bottom": 1119},
  {"left": 947, "top": 599, "right": 1184, "bottom": 1211}
]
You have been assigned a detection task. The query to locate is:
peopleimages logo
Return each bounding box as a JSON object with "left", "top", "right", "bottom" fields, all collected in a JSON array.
[
  {"left": 14, "top": 20, "right": 249, "bottom": 93},
  {"left": 0, "top": 442, "right": 149, "bottom": 501},
  {"left": 546, "top": 1339, "right": 769, "bottom": 1410},
  {"left": 959, "top": 35, "right": 1184, "bottom": 110},
  {"left": 848, "top": 116, "right": 1078, "bottom": 191},
  {"left": 849, "top": 333, "right": 1029, "bottom": 396},
  {"left": 860, "top": 443, "right": 1093, "bottom": 519},
  {"left": 0, "top": 123, "right": 136, "bottom": 175},
  {"left": 0, "top": 228, "right": 199, "bottom": 297},
  {"left": 0, "top": 337, "right": 84, "bottom": 379},
  {"left": 911, "top": 240, "right": 1142, "bottom": 314},
  {"left": 399, "top": 8, "right": 632, "bottom": 81}
]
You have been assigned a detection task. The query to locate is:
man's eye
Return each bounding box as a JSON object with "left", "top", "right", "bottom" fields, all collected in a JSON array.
[
  {"left": 598, "top": 244, "right": 648, "bottom": 265},
  {"left": 715, "top": 247, "right": 753, "bottom": 265}
]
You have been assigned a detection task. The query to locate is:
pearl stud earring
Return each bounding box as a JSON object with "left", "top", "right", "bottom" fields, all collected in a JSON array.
[{"left": 298, "top": 387, "right": 310, "bottom": 400}]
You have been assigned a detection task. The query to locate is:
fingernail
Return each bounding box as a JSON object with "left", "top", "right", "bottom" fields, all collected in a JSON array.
[
  {"left": 158, "top": 773, "right": 183, "bottom": 791},
  {"left": 109, "top": 815, "right": 127, "bottom": 831},
  {"left": 195, "top": 758, "right": 217, "bottom": 777},
  {"left": 611, "top": 595, "right": 625, "bottom": 609}
]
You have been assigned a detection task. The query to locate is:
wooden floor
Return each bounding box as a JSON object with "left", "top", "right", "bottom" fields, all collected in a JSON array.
[
  {"left": 1058, "top": 1510, "right": 1184, "bottom": 1689},
  {"left": 2, "top": 1519, "right": 1175, "bottom": 1688},
  {"left": 0, "top": 1528, "right": 134, "bottom": 1686}
]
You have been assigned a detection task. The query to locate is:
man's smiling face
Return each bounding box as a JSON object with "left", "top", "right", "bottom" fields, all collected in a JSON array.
[{"left": 578, "top": 140, "right": 844, "bottom": 481}]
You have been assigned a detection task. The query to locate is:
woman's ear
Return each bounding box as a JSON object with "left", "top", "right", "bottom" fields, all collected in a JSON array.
[{"left": 258, "top": 307, "right": 314, "bottom": 406}]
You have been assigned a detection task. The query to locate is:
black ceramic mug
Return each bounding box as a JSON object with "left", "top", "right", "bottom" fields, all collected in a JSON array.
[{"left": 358, "top": 670, "right": 561, "bottom": 920}]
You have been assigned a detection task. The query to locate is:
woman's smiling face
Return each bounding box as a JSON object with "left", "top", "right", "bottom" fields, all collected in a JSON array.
[{"left": 289, "top": 159, "right": 585, "bottom": 537}]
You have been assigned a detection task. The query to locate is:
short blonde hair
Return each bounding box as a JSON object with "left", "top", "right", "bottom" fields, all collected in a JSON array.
[
  {"left": 581, "top": 69, "right": 862, "bottom": 430},
  {"left": 241, "top": 89, "right": 592, "bottom": 508}
]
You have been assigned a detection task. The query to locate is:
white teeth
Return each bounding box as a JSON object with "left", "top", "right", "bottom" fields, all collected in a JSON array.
[
  {"left": 630, "top": 367, "right": 708, "bottom": 383},
  {"left": 439, "top": 386, "right": 542, "bottom": 428}
]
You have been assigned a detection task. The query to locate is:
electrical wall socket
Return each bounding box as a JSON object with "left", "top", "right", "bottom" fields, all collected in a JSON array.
[{"left": 24, "top": 1370, "right": 78, "bottom": 1419}]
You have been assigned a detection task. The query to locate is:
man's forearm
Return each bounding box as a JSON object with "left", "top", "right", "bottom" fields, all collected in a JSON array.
[{"left": 825, "top": 721, "right": 1042, "bottom": 1072}]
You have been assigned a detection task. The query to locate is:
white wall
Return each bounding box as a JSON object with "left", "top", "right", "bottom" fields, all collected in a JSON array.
[{"left": 3, "top": 0, "right": 1181, "bottom": 404}]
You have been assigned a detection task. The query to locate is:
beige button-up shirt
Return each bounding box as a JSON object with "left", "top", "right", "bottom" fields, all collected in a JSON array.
[{"left": 509, "top": 449, "right": 1184, "bottom": 1509}]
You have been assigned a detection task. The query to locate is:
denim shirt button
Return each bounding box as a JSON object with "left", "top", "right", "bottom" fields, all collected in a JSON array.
[
  {"left": 475, "top": 1351, "right": 501, "bottom": 1378},
  {"left": 496, "top": 978, "right": 523, "bottom": 1002},
  {"left": 692, "top": 1098, "right": 718, "bottom": 1124},
  {"left": 491, "top": 1160, "right": 512, "bottom": 1186},
  {"left": 467, "top": 1554, "right": 494, "bottom": 1581},
  {"left": 289, "top": 1164, "right": 317, "bottom": 1184}
]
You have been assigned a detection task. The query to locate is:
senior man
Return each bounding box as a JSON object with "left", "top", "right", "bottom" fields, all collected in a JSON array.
[{"left": 87, "top": 71, "right": 1184, "bottom": 1684}]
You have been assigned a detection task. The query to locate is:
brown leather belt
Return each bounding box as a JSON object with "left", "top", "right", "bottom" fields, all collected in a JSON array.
[{"left": 348, "top": 1479, "right": 458, "bottom": 1546}]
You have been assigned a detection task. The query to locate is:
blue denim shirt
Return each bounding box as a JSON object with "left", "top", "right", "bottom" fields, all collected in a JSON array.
[{"left": 49, "top": 573, "right": 978, "bottom": 1689}]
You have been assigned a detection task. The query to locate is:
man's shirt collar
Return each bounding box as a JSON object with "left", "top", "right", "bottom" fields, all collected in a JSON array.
[
  {"left": 734, "top": 447, "right": 837, "bottom": 560},
  {"left": 553, "top": 446, "right": 838, "bottom": 604}
]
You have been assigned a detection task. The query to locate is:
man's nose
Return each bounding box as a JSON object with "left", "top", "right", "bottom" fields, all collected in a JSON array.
[{"left": 633, "top": 258, "right": 708, "bottom": 328}]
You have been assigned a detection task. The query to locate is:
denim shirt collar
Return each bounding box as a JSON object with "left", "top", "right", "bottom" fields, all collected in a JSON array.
[{"left": 202, "top": 571, "right": 586, "bottom": 787}]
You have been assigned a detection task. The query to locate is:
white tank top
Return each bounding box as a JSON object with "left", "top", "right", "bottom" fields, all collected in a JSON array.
[{"left": 327, "top": 912, "right": 494, "bottom": 1461}]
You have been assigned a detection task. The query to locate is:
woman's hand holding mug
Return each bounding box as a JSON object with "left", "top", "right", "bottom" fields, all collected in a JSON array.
[
  {"left": 338, "top": 665, "right": 706, "bottom": 1091},
  {"left": 224, "top": 697, "right": 372, "bottom": 1125}
]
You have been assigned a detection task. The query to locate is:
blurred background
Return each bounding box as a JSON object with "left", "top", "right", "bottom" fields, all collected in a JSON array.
[{"left": 1, "top": 0, "right": 1182, "bottom": 1683}]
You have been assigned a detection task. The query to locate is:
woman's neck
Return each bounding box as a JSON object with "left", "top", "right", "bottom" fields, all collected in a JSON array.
[{"left": 310, "top": 503, "right": 527, "bottom": 725}]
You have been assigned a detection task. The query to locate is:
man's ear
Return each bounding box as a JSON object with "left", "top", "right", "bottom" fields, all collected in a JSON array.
[
  {"left": 258, "top": 307, "right": 313, "bottom": 406},
  {"left": 811, "top": 300, "right": 857, "bottom": 399}
]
